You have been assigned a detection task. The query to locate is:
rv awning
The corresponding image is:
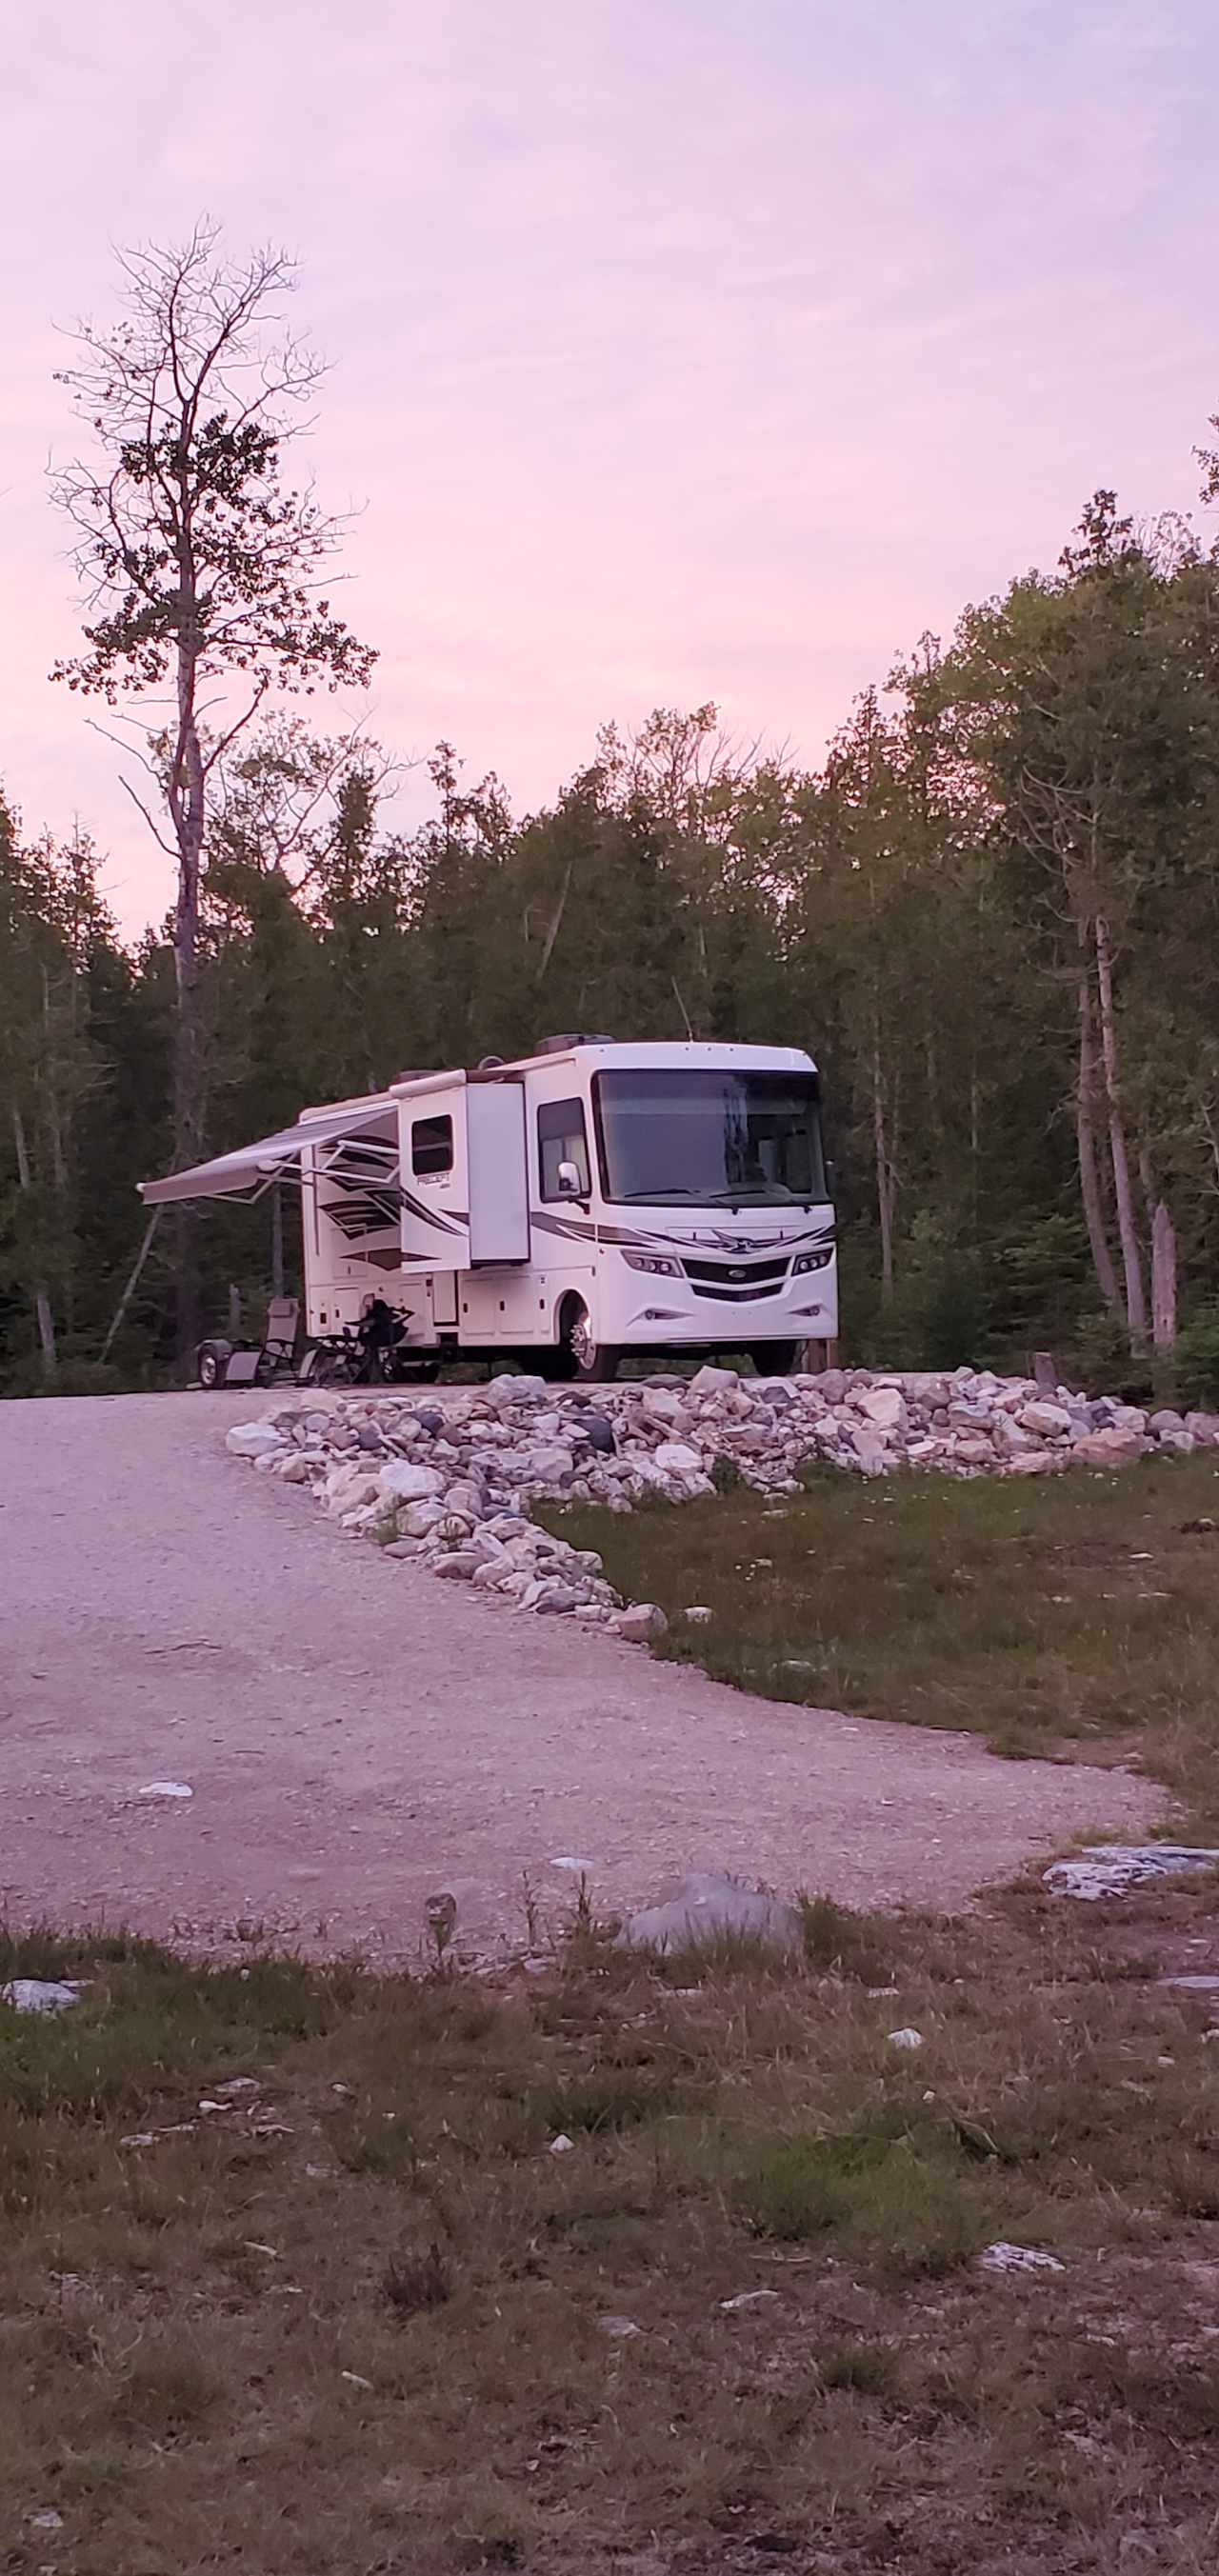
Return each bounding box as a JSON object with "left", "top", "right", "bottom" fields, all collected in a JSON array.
[{"left": 139, "top": 1097, "right": 398, "bottom": 1207}]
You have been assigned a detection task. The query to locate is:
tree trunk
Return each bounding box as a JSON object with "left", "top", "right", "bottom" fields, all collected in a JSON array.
[
  {"left": 1138, "top": 1145, "right": 1177, "bottom": 1359},
  {"left": 1150, "top": 1199, "right": 1176, "bottom": 1355},
  {"left": 1093, "top": 914, "right": 1147, "bottom": 1351},
  {"left": 170, "top": 659, "right": 207, "bottom": 1367},
  {"left": 11, "top": 1101, "right": 56, "bottom": 1380},
  {"left": 1075, "top": 971, "right": 1120, "bottom": 1316}
]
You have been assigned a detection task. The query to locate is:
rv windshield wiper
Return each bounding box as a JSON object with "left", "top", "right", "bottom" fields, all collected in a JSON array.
[
  {"left": 705, "top": 1186, "right": 796, "bottom": 1205},
  {"left": 619, "top": 1184, "right": 696, "bottom": 1200}
]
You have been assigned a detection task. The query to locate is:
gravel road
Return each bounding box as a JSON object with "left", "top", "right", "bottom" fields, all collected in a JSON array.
[{"left": 0, "top": 1391, "right": 1159, "bottom": 1961}]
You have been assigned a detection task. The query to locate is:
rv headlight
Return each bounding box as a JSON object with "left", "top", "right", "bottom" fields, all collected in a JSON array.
[
  {"left": 793, "top": 1247, "right": 833, "bottom": 1274},
  {"left": 622, "top": 1250, "right": 680, "bottom": 1276}
]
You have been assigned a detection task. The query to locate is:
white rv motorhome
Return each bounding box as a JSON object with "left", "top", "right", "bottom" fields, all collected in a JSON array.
[{"left": 141, "top": 1037, "right": 837, "bottom": 1381}]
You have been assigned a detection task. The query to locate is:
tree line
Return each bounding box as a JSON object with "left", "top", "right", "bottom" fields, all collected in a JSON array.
[{"left": 2, "top": 230, "right": 1218, "bottom": 1397}]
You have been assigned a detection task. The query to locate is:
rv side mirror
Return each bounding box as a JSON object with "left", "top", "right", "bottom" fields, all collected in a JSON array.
[{"left": 557, "top": 1159, "right": 583, "bottom": 1197}]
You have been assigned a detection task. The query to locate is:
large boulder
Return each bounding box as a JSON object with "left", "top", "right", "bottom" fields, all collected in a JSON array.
[{"left": 620, "top": 1871, "right": 803, "bottom": 1955}]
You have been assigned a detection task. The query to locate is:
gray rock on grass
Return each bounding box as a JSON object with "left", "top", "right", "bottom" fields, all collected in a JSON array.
[{"left": 619, "top": 1870, "right": 803, "bottom": 1955}]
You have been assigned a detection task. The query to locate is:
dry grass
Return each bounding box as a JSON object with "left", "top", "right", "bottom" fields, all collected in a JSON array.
[
  {"left": 544, "top": 1452, "right": 1219, "bottom": 1827},
  {"left": 6, "top": 1879, "right": 1219, "bottom": 2575}
]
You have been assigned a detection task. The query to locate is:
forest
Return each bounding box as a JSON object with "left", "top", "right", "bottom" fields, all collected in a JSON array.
[{"left": 6, "top": 472, "right": 1219, "bottom": 1402}]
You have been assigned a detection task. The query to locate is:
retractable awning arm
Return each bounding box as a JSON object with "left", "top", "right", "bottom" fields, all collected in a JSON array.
[{"left": 139, "top": 1097, "right": 399, "bottom": 1207}]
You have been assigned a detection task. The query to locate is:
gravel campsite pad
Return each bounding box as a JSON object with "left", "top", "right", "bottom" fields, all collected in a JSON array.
[{"left": 0, "top": 1388, "right": 1159, "bottom": 1959}]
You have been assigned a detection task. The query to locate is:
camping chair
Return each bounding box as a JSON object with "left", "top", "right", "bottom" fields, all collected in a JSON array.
[{"left": 259, "top": 1298, "right": 301, "bottom": 1378}]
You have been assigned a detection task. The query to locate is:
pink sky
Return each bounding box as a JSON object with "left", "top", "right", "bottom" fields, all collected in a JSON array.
[{"left": 4, "top": 0, "right": 1215, "bottom": 934}]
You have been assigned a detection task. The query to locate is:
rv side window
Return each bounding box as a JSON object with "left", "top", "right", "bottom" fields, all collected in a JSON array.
[
  {"left": 538, "top": 1098, "right": 590, "bottom": 1199},
  {"left": 411, "top": 1114, "right": 453, "bottom": 1178}
]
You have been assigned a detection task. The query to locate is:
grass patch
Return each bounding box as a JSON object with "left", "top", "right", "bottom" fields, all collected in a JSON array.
[
  {"left": 6, "top": 1890, "right": 1219, "bottom": 2570},
  {"left": 542, "top": 1452, "right": 1219, "bottom": 1825}
]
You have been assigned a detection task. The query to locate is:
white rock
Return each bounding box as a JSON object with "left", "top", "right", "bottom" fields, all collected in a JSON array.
[
  {"left": 689, "top": 1365, "right": 740, "bottom": 1394},
  {"left": 598, "top": 2315, "right": 642, "bottom": 2340},
  {"left": 1045, "top": 1844, "right": 1219, "bottom": 1900},
  {"left": 226, "top": 1422, "right": 282, "bottom": 1458},
  {"left": 612, "top": 1603, "right": 669, "bottom": 1644},
  {"left": 857, "top": 1385, "right": 908, "bottom": 1433},
  {"left": 1, "top": 1979, "right": 82, "bottom": 2015},
  {"left": 1072, "top": 1428, "right": 1146, "bottom": 1468},
  {"left": 683, "top": 1605, "right": 713, "bottom": 1624},
  {"left": 720, "top": 2288, "right": 782, "bottom": 2311},
  {"left": 888, "top": 2027, "right": 924, "bottom": 2050},
  {"left": 654, "top": 1441, "right": 703, "bottom": 1474},
  {"left": 549, "top": 2132, "right": 575, "bottom": 2155},
  {"left": 139, "top": 1781, "right": 193, "bottom": 1800},
  {"left": 979, "top": 2243, "right": 1065, "bottom": 2276},
  {"left": 377, "top": 1461, "right": 444, "bottom": 1503},
  {"left": 1018, "top": 1401, "right": 1073, "bottom": 1437},
  {"left": 620, "top": 1871, "right": 802, "bottom": 1955}
]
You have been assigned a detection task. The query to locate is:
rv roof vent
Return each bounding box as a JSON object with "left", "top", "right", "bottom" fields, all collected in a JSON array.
[
  {"left": 478, "top": 1054, "right": 507, "bottom": 1070},
  {"left": 534, "top": 1031, "right": 616, "bottom": 1055}
]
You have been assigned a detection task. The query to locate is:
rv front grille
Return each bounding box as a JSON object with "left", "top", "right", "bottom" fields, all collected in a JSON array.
[
  {"left": 689, "top": 1276, "right": 786, "bottom": 1304},
  {"left": 682, "top": 1253, "right": 790, "bottom": 1288}
]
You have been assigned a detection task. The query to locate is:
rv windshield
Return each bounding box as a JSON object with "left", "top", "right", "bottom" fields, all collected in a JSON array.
[{"left": 593, "top": 1070, "right": 827, "bottom": 1207}]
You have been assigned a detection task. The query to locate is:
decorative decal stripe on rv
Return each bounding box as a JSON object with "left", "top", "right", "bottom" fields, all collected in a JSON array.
[
  {"left": 531, "top": 1211, "right": 597, "bottom": 1244},
  {"left": 325, "top": 1192, "right": 404, "bottom": 1239},
  {"left": 398, "top": 1188, "right": 467, "bottom": 1236}
]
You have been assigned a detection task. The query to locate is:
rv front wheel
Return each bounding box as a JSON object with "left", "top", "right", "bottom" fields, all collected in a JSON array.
[
  {"left": 558, "top": 1297, "right": 620, "bottom": 1385},
  {"left": 750, "top": 1340, "right": 801, "bottom": 1377}
]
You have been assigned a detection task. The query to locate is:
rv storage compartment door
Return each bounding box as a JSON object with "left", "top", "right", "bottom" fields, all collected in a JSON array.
[{"left": 467, "top": 1082, "right": 530, "bottom": 1264}]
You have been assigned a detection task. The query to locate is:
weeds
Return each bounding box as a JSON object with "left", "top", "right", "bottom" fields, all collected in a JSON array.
[{"left": 6, "top": 1887, "right": 1219, "bottom": 2571}]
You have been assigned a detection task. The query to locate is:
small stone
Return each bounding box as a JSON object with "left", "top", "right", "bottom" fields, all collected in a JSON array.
[
  {"left": 549, "top": 2132, "right": 575, "bottom": 2155},
  {"left": 720, "top": 2288, "right": 781, "bottom": 2312},
  {"left": 1018, "top": 1401, "right": 1073, "bottom": 1436},
  {"left": 226, "top": 1422, "right": 282, "bottom": 1458},
  {"left": 598, "top": 2314, "right": 642, "bottom": 2340},
  {"left": 27, "top": 2510, "right": 64, "bottom": 2534},
  {"left": 535, "top": 1583, "right": 580, "bottom": 1614},
  {"left": 978, "top": 2243, "right": 1065, "bottom": 2276},
  {"left": 378, "top": 1461, "right": 444, "bottom": 1503},
  {"left": 138, "top": 1781, "right": 193, "bottom": 1801},
  {"left": 684, "top": 1605, "right": 713, "bottom": 1625},
  {"left": 612, "top": 1603, "right": 669, "bottom": 1644},
  {"left": 580, "top": 1414, "right": 616, "bottom": 1453},
  {"left": 384, "top": 1537, "right": 425, "bottom": 1558},
  {"left": 689, "top": 1364, "right": 740, "bottom": 1395},
  {"left": 888, "top": 2027, "right": 924, "bottom": 2050},
  {"left": 857, "top": 1384, "right": 908, "bottom": 1433},
  {"left": 431, "top": 1553, "right": 479, "bottom": 1580},
  {"left": 654, "top": 1441, "right": 703, "bottom": 1474}
]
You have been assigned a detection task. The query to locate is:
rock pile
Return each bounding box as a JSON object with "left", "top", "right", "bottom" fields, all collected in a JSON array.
[{"left": 226, "top": 1363, "right": 1219, "bottom": 1632}]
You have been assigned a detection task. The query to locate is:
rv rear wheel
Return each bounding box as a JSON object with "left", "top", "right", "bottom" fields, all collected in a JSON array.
[
  {"left": 196, "top": 1338, "right": 232, "bottom": 1391},
  {"left": 557, "top": 1296, "right": 620, "bottom": 1385}
]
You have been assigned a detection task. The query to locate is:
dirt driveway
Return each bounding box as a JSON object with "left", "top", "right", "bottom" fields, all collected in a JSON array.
[{"left": 0, "top": 1391, "right": 1159, "bottom": 1960}]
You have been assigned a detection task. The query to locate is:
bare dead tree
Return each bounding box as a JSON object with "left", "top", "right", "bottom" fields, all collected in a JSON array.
[{"left": 50, "top": 222, "right": 376, "bottom": 1353}]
